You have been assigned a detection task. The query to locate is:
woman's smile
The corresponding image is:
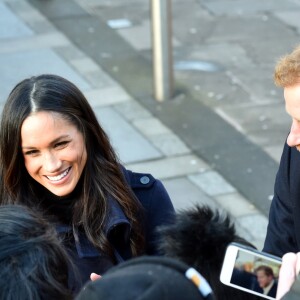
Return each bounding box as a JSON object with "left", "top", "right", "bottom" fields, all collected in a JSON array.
[{"left": 45, "top": 167, "right": 71, "bottom": 182}]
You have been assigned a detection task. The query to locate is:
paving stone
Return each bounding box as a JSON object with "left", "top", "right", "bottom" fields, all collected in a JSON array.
[
  {"left": 114, "top": 101, "right": 152, "bottom": 121},
  {"left": 252, "top": 239, "right": 266, "bottom": 251},
  {"left": 228, "top": 66, "right": 282, "bottom": 104},
  {"left": 11, "top": 5, "right": 46, "bottom": 23},
  {"left": 162, "top": 177, "right": 217, "bottom": 211},
  {"left": 214, "top": 192, "right": 258, "bottom": 218},
  {"left": 28, "top": 0, "right": 87, "bottom": 19},
  {"left": 264, "top": 145, "right": 283, "bottom": 164},
  {"left": 0, "top": 49, "right": 90, "bottom": 103},
  {"left": 0, "top": 33, "right": 69, "bottom": 55},
  {"left": 219, "top": 101, "right": 290, "bottom": 149},
  {"left": 202, "top": 0, "right": 298, "bottom": 16},
  {"left": 90, "top": 1, "right": 151, "bottom": 26},
  {"left": 28, "top": 20, "right": 57, "bottom": 34},
  {"left": 235, "top": 213, "right": 268, "bottom": 241},
  {"left": 93, "top": 107, "right": 162, "bottom": 164},
  {"left": 54, "top": 45, "right": 86, "bottom": 61},
  {"left": 148, "top": 133, "right": 190, "bottom": 156},
  {"left": 179, "top": 43, "right": 253, "bottom": 70},
  {"left": 242, "top": 36, "right": 297, "bottom": 67},
  {"left": 234, "top": 225, "right": 256, "bottom": 247},
  {"left": 70, "top": 57, "right": 100, "bottom": 73},
  {"left": 7, "top": 0, "right": 34, "bottom": 12},
  {"left": 233, "top": 225, "right": 264, "bottom": 250},
  {"left": 8, "top": 2, "right": 53, "bottom": 36},
  {"left": 84, "top": 86, "right": 132, "bottom": 107},
  {"left": 206, "top": 16, "right": 296, "bottom": 45},
  {"left": 117, "top": 20, "right": 180, "bottom": 51},
  {"left": 75, "top": 0, "right": 101, "bottom": 8},
  {"left": 125, "top": 155, "right": 209, "bottom": 179},
  {"left": 117, "top": 20, "right": 151, "bottom": 51},
  {"left": 275, "top": 11, "right": 300, "bottom": 33},
  {"left": 189, "top": 171, "right": 236, "bottom": 196},
  {"left": 83, "top": 70, "right": 117, "bottom": 89},
  {"left": 172, "top": 0, "right": 213, "bottom": 45},
  {"left": 248, "top": 133, "right": 287, "bottom": 156},
  {"left": 0, "top": 2, "right": 33, "bottom": 39},
  {"left": 176, "top": 69, "right": 252, "bottom": 109},
  {"left": 133, "top": 117, "right": 172, "bottom": 136}
]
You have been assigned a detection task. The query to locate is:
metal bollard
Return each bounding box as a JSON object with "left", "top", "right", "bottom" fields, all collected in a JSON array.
[{"left": 151, "top": 0, "right": 174, "bottom": 101}]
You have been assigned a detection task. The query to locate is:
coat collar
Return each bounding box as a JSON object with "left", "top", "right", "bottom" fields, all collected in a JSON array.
[{"left": 56, "top": 194, "right": 130, "bottom": 258}]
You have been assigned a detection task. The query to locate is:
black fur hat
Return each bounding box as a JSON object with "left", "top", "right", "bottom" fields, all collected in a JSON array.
[
  {"left": 75, "top": 256, "right": 214, "bottom": 300},
  {"left": 158, "top": 205, "right": 259, "bottom": 300}
]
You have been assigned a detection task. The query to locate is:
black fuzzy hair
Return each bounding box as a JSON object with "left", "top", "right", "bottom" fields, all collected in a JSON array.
[{"left": 158, "top": 205, "right": 260, "bottom": 300}]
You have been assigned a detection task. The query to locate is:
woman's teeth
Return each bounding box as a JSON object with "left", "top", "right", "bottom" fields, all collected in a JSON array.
[{"left": 47, "top": 168, "right": 70, "bottom": 181}]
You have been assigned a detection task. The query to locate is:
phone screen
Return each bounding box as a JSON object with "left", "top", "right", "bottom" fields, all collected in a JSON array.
[{"left": 221, "top": 243, "right": 282, "bottom": 300}]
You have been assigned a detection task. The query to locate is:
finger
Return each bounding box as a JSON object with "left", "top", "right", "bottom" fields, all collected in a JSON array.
[{"left": 90, "top": 272, "right": 101, "bottom": 281}]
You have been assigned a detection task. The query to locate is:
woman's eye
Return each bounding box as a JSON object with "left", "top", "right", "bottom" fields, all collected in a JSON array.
[
  {"left": 24, "top": 150, "right": 38, "bottom": 156},
  {"left": 55, "top": 141, "right": 69, "bottom": 148}
]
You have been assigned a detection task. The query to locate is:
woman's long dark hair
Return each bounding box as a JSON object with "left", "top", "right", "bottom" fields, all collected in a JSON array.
[
  {"left": 0, "top": 204, "right": 72, "bottom": 300},
  {"left": 0, "top": 74, "right": 145, "bottom": 257}
]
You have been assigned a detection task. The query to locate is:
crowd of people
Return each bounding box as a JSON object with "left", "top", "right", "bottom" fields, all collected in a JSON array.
[{"left": 2, "top": 44, "right": 300, "bottom": 299}]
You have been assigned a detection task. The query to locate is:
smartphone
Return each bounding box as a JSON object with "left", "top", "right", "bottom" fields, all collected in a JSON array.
[{"left": 220, "top": 242, "right": 282, "bottom": 299}]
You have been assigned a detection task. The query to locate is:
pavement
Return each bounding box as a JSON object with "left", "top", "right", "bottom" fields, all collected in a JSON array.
[{"left": 2, "top": 0, "right": 300, "bottom": 250}]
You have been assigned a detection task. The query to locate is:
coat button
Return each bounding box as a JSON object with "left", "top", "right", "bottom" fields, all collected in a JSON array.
[{"left": 140, "top": 176, "right": 150, "bottom": 184}]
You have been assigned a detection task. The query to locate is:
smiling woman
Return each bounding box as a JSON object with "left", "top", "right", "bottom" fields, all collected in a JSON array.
[{"left": 0, "top": 74, "right": 175, "bottom": 295}]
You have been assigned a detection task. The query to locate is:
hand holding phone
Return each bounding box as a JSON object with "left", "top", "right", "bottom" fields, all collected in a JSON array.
[{"left": 220, "top": 242, "right": 282, "bottom": 300}]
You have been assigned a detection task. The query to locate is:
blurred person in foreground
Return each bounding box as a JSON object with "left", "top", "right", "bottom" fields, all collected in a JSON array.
[
  {"left": 0, "top": 204, "right": 72, "bottom": 300},
  {"left": 263, "top": 44, "right": 300, "bottom": 257}
]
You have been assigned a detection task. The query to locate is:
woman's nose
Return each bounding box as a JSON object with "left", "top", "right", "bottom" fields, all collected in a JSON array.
[
  {"left": 287, "top": 119, "right": 300, "bottom": 148},
  {"left": 43, "top": 152, "right": 62, "bottom": 172}
]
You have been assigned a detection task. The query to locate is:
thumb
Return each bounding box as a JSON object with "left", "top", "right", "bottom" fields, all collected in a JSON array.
[{"left": 276, "top": 253, "right": 297, "bottom": 299}]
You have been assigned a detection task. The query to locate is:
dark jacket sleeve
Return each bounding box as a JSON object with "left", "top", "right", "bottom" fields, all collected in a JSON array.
[{"left": 263, "top": 142, "right": 298, "bottom": 256}]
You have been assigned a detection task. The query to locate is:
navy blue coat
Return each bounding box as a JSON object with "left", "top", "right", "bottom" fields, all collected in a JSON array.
[
  {"left": 263, "top": 142, "right": 300, "bottom": 256},
  {"left": 57, "top": 167, "right": 175, "bottom": 293}
]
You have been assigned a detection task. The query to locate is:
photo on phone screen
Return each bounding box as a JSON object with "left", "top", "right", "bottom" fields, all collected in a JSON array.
[{"left": 220, "top": 242, "right": 282, "bottom": 300}]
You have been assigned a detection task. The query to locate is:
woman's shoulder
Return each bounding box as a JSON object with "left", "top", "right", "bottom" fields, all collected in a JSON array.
[
  {"left": 121, "top": 166, "right": 158, "bottom": 190},
  {"left": 121, "top": 166, "right": 173, "bottom": 210}
]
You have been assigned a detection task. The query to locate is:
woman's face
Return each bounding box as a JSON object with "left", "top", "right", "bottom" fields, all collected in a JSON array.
[{"left": 21, "top": 111, "right": 87, "bottom": 197}]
